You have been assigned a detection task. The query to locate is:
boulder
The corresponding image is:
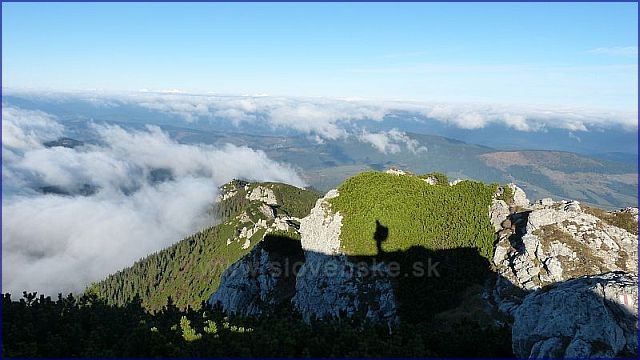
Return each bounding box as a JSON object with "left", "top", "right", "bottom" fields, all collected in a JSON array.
[
  {"left": 512, "top": 272, "right": 638, "bottom": 358},
  {"left": 563, "top": 200, "right": 581, "bottom": 212}
]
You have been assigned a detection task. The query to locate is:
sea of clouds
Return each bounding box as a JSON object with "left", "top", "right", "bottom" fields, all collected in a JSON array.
[
  {"left": 9, "top": 89, "right": 636, "bottom": 155},
  {"left": 2, "top": 105, "right": 305, "bottom": 295},
  {"left": 123, "top": 91, "right": 637, "bottom": 134}
]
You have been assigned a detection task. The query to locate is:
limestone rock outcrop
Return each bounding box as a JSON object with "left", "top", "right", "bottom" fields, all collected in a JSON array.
[
  {"left": 209, "top": 187, "right": 398, "bottom": 325},
  {"left": 292, "top": 189, "right": 398, "bottom": 325},
  {"left": 208, "top": 235, "right": 304, "bottom": 316},
  {"left": 247, "top": 185, "right": 278, "bottom": 206},
  {"left": 508, "top": 183, "right": 530, "bottom": 208},
  {"left": 489, "top": 199, "right": 510, "bottom": 232},
  {"left": 512, "top": 272, "right": 638, "bottom": 358},
  {"left": 489, "top": 185, "right": 638, "bottom": 358},
  {"left": 292, "top": 252, "right": 397, "bottom": 325},
  {"left": 298, "top": 189, "right": 342, "bottom": 255},
  {"left": 492, "top": 196, "right": 637, "bottom": 314}
]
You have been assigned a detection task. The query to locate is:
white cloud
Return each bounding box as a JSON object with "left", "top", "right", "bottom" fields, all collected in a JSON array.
[
  {"left": 588, "top": 46, "right": 638, "bottom": 57},
  {"left": 2, "top": 106, "right": 63, "bottom": 153},
  {"left": 386, "top": 100, "right": 636, "bottom": 132},
  {"left": 127, "top": 94, "right": 388, "bottom": 140},
  {"left": 2, "top": 107, "right": 305, "bottom": 295},
  {"left": 358, "top": 130, "right": 401, "bottom": 154},
  {"left": 568, "top": 131, "right": 581, "bottom": 143},
  {"left": 4, "top": 90, "right": 638, "bottom": 140},
  {"left": 357, "top": 128, "right": 427, "bottom": 155},
  {"left": 132, "top": 93, "right": 640, "bottom": 133},
  {"left": 3, "top": 178, "right": 216, "bottom": 294}
]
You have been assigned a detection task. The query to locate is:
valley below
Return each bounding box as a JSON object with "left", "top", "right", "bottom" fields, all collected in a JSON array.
[{"left": 4, "top": 170, "right": 637, "bottom": 358}]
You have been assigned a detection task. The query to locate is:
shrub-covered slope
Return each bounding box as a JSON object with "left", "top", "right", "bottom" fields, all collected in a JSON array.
[
  {"left": 331, "top": 171, "right": 497, "bottom": 260},
  {"left": 87, "top": 181, "right": 320, "bottom": 311}
]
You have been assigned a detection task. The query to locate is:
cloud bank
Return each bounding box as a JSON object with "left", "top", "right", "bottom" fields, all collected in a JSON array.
[
  {"left": 129, "top": 93, "right": 638, "bottom": 135},
  {"left": 2, "top": 106, "right": 305, "bottom": 295},
  {"left": 8, "top": 90, "right": 636, "bottom": 143}
]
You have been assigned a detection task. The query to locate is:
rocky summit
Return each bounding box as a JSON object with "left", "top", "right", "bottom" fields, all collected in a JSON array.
[
  {"left": 491, "top": 185, "right": 637, "bottom": 310},
  {"left": 76, "top": 170, "right": 638, "bottom": 358},
  {"left": 486, "top": 184, "right": 638, "bottom": 358},
  {"left": 209, "top": 187, "right": 399, "bottom": 325},
  {"left": 208, "top": 172, "right": 638, "bottom": 358}
]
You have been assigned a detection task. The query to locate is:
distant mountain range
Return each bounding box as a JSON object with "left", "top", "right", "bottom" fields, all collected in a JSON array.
[
  {"left": 38, "top": 128, "right": 637, "bottom": 208},
  {"left": 5, "top": 92, "right": 637, "bottom": 209}
]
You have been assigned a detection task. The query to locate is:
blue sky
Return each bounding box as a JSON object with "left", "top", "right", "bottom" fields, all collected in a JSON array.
[{"left": 2, "top": 2, "right": 637, "bottom": 111}]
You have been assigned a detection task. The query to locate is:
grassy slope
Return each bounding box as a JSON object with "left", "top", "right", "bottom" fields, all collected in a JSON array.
[
  {"left": 87, "top": 181, "right": 320, "bottom": 311},
  {"left": 582, "top": 205, "right": 639, "bottom": 235},
  {"left": 330, "top": 171, "right": 497, "bottom": 260}
]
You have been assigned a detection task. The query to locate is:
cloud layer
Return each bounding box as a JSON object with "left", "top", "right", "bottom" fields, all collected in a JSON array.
[
  {"left": 9, "top": 90, "right": 637, "bottom": 143},
  {"left": 131, "top": 93, "right": 639, "bottom": 134},
  {"left": 2, "top": 106, "right": 305, "bottom": 295}
]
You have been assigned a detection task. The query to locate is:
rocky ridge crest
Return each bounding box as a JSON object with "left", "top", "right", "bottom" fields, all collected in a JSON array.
[
  {"left": 489, "top": 184, "right": 638, "bottom": 357},
  {"left": 208, "top": 174, "right": 638, "bottom": 357}
]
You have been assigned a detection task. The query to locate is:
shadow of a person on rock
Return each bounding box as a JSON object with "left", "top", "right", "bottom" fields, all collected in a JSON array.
[{"left": 367, "top": 219, "right": 494, "bottom": 323}]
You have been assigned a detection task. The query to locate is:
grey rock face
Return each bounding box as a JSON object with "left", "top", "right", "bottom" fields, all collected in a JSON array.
[
  {"left": 258, "top": 203, "right": 275, "bottom": 219},
  {"left": 299, "top": 189, "right": 343, "bottom": 255},
  {"left": 293, "top": 188, "right": 399, "bottom": 325},
  {"left": 490, "top": 199, "right": 510, "bottom": 232},
  {"left": 292, "top": 252, "right": 398, "bottom": 325},
  {"left": 512, "top": 272, "right": 638, "bottom": 358},
  {"left": 208, "top": 236, "right": 303, "bottom": 316},
  {"left": 209, "top": 187, "right": 398, "bottom": 325},
  {"left": 208, "top": 245, "right": 276, "bottom": 316},
  {"left": 247, "top": 185, "right": 278, "bottom": 205},
  {"left": 493, "top": 197, "right": 638, "bottom": 307}
]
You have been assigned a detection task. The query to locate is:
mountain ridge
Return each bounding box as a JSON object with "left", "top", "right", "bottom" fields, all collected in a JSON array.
[
  {"left": 7, "top": 169, "right": 638, "bottom": 358},
  {"left": 86, "top": 181, "right": 319, "bottom": 310}
]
